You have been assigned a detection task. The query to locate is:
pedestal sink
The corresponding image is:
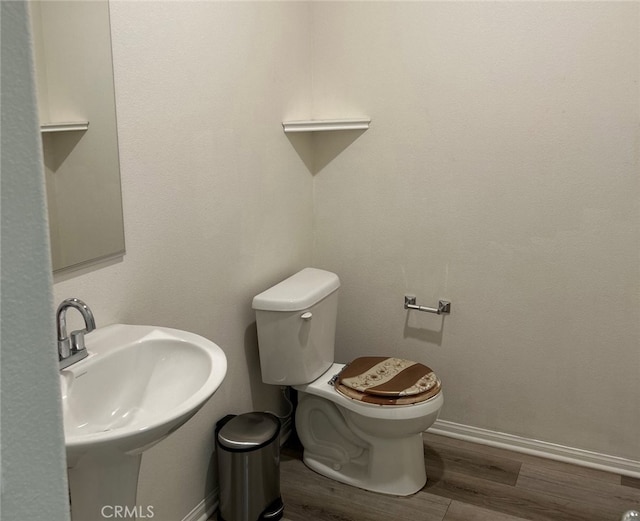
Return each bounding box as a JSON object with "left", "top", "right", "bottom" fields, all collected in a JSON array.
[{"left": 60, "top": 324, "right": 227, "bottom": 521}]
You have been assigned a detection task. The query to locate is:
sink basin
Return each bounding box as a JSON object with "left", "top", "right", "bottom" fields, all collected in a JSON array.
[
  {"left": 61, "top": 324, "right": 227, "bottom": 462},
  {"left": 60, "top": 324, "right": 227, "bottom": 520}
]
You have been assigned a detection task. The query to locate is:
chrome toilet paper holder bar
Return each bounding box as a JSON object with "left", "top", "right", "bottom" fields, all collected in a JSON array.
[{"left": 404, "top": 295, "right": 451, "bottom": 315}]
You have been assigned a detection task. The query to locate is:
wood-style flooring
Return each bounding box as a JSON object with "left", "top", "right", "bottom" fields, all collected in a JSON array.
[{"left": 276, "top": 432, "right": 640, "bottom": 521}]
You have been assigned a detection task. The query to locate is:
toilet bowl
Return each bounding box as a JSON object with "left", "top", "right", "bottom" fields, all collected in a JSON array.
[
  {"left": 294, "top": 363, "right": 443, "bottom": 496},
  {"left": 253, "top": 268, "right": 444, "bottom": 496}
]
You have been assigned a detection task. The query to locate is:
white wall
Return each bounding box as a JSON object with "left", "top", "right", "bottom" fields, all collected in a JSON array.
[
  {"left": 1, "top": 2, "right": 70, "bottom": 520},
  {"left": 312, "top": 2, "right": 640, "bottom": 461},
  {"left": 53, "top": 2, "right": 313, "bottom": 520}
]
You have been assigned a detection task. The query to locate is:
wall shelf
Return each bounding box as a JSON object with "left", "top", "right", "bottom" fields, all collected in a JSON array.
[
  {"left": 40, "top": 121, "right": 89, "bottom": 133},
  {"left": 282, "top": 118, "right": 370, "bottom": 133}
]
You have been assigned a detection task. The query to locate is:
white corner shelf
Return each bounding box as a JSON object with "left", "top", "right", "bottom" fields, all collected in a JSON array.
[
  {"left": 282, "top": 118, "right": 370, "bottom": 133},
  {"left": 40, "top": 121, "right": 89, "bottom": 133}
]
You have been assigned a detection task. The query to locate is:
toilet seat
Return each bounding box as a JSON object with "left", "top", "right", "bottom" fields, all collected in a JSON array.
[{"left": 334, "top": 357, "right": 441, "bottom": 406}]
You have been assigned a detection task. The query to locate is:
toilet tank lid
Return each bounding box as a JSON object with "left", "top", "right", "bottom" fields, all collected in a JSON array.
[{"left": 252, "top": 268, "right": 340, "bottom": 311}]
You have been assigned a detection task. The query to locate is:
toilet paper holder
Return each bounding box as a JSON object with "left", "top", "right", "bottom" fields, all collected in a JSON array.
[{"left": 404, "top": 296, "right": 451, "bottom": 315}]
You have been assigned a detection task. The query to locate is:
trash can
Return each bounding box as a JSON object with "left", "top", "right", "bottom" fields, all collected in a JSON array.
[{"left": 216, "top": 412, "right": 284, "bottom": 521}]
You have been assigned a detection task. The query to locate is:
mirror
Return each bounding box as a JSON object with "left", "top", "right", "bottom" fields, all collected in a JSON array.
[{"left": 30, "top": 1, "right": 125, "bottom": 273}]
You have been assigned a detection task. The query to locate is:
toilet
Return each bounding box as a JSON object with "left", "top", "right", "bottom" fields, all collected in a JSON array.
[{"left": 252, "top": 268, "right": 444, "bottom": 496}]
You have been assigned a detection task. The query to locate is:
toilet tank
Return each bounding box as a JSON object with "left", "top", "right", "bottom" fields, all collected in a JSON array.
[{"left": 252, "top": 268, "right": 340, "bottom": 385}]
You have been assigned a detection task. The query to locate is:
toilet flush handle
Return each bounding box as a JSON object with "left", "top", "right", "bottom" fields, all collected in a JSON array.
[{"left": 301, "top": 312, "right": 312, "bottom": 320}]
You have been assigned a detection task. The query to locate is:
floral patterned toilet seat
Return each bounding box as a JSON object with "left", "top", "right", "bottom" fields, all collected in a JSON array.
[{"left": 334, "top": 356, "right": 441, "bottom": 406}]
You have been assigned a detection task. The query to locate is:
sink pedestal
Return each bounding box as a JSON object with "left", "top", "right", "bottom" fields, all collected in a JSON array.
[{"left": 68, "top": 449, "right": 142, "bottom": 521}]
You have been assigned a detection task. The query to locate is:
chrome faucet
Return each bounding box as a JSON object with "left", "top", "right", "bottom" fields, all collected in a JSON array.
[{"left": 57, "top": 298, "right": 96, "bottom": 369}]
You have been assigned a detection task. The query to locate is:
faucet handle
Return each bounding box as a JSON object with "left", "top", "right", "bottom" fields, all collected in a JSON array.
[
  {"left": 70, "top": 330, "right": 87, "bottom": 353},
  {"left": 58, "top": 337, "right": 71, "bottom": 360}
]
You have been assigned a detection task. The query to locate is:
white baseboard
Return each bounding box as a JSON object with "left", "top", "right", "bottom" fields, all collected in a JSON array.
[
  {"left": 181, "top": 487, "right": 218, "bottom": 521},
  {"left": 430, "top": 419, "right": 640, "bottom": 479}
]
